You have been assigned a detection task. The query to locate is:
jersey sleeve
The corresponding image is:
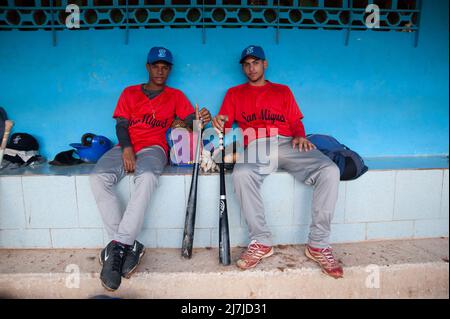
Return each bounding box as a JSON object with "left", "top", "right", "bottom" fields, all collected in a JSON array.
[
  {"left": 175, "top": 91, "right": 195, "bottom": 120},
  {"left": 218, "top": 89, "right": 236, "bottom": 130},
  {"left": 113, "top": 89, "right": 131, "bottom": 120},
  {"left": 285, "top": 87, "right": 306, "bottom": 138}
]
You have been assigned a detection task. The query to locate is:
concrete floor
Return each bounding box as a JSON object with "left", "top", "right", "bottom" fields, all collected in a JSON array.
[{"left": 0, "top": 238, "right": 448, "bottom": 299}]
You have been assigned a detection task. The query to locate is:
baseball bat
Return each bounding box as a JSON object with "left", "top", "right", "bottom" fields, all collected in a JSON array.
[
  {"left": 218, "top": 130, "right": 231, "bottom": 265},
  {"left": 0, "top": 120, "right": 14, "bottom": 167},
  {"left": 181, "top": 106, "right": 203, "bottom": 259}
]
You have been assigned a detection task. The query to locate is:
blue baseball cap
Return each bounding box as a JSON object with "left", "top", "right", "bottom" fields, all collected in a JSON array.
[
  {"left": 147, "top": 46, "right": 173, "bottom": 65},
  {"left": 239, "top": 45, "right": 266, "bottom": 63}
]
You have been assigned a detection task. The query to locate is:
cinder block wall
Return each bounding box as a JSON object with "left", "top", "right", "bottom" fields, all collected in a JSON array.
[{"left": 0, "top": 168, "right": 448, "bottom": 248}]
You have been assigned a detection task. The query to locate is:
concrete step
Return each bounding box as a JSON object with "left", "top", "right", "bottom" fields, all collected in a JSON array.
[{"left": 0, "top": 238, "right": 448, "bottom": 299}]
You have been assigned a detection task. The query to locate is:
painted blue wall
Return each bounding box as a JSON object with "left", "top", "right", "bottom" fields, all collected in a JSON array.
[{"left": 0, "top": 0, "right": 448, "bottom": 160}]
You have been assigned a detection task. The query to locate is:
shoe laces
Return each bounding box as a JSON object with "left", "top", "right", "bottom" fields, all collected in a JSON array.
[
  {"left": 243, "top": 240, "right": 266, "bottom": 259},
  {"left": 319, "top": 247, "right": 338, "bottom": 266},
  {"left": 111, "top": 244, "right": 126, "bottom": 272}
]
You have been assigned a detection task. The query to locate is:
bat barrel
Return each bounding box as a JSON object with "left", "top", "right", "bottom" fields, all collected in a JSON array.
[
  {"left": 181, "top": 124, "right": 203, "bottom": 259},
  {"left": 181, "top": 165, "right": 198, "bottom": 258}
]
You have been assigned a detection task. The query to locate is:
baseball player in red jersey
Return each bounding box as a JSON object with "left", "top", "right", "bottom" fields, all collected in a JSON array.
[
  {"left": 212, "top": 45, "right": 343, "bottom": 279},
  {"left": 90, "top": 47, "right": 211, "bottom": 291}
]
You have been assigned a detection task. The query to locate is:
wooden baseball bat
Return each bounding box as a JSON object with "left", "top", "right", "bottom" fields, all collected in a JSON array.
[
  {"left": 219, "top": 130, "right": 231, "bottom": 265},
  {"left": 181, "top": 106, "right": 202, "bottom": 259},
  {"left": 0, "top": 120, "right": 14, "bottom": 166}
]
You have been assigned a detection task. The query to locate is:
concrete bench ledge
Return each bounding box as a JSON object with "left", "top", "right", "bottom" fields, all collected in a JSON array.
[
  {"left": 0, "top": 238, "right": 448, "bottom": 299},
  {"left": 0, "top": 156, "right": 448, "bottom": 177}
]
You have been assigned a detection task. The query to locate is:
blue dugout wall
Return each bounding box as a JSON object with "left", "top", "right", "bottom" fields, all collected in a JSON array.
[{"left": 0, "top": 0, "right": 448, "bottom": 159}]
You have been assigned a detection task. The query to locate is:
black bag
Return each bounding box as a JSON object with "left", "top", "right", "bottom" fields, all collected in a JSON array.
[{"left": 307, "top": 134, "right": 369, "bottom": 181}]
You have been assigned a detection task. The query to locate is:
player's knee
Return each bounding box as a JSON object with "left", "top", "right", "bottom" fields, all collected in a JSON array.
[
  {"left": 135, "top": 170, "right": 158, "bottom": 185},
  {"left": 232, "top": 166, "right": 256, "bottom": 185},
  {"left": 89, "top": 173, "right": 116, "bottom": 189},
  {"left": 321, "top": 162, "right": 340, "bottom": 182}
]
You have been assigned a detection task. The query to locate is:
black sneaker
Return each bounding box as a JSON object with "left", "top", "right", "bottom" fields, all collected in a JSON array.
[
  {"left": 121, "top": 240, "right": 145, "bottom": 279},
  {"left": 99, "top": 241, "right": 127, "bottom": 291}
]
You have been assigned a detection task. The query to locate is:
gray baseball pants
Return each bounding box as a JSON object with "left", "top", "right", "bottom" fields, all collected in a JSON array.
[
  {"left": 232, "top": 136, "right": 340, "bottom": 249},
  {"left": 90, "top": 146, "right": 167, "bottom": 245}
]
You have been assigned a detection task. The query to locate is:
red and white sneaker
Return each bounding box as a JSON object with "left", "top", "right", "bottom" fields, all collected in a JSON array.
[
  {"left": 236, "top": 240, "right": 274, "bottom": 270},
  {"left": 305, "top": 245, "right": 344, "bottom": 279}
]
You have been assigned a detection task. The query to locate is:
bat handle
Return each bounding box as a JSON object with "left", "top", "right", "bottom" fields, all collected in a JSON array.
[
  {"left": 0, "top": 120, "right": 14, "bottom": 166},
  {"left": 218, "top": 131, "right": 224, "bottom": 148},
  {"left": 218, "top": 131, "right": 225, "bottom": 162},
  {"left": 1, "top": 120, "right": 13, "bottom": 149}
]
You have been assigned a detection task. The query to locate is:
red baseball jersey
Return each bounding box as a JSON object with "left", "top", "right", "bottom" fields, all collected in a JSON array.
[
  {"left": 113, "top": 85, "right": 194, "bottom": 154},
  {"left": 218, "top": 81, "right": 306, "bottom": 146}
]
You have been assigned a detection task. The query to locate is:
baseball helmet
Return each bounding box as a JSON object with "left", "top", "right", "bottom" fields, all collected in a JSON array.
[{"left": 70, "top": 133, "right": 113, "bottom": 163}]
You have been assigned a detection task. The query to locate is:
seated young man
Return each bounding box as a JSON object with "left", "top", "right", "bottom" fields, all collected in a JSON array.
[
  {"left": 90, "top": 47, "right": 211, "bottom": 291},
  {"left": 212, "top": 45, "right": 343, "bottom": 279}
]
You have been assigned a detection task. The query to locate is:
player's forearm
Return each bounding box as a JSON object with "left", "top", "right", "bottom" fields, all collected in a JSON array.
[{"left": 115, "top": 117, "right": 132, "bottom": 149}]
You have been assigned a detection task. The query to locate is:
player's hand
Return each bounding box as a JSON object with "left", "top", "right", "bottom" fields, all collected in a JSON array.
[
  {"left": 194, "top": 105, "right": 211, "bottom": 129},
  {"left": 292, "top": 137, "right": 316, "bottom": 152},
  {"left": 212, "top": 114, "right": 228, "bottom": 133},
  {"left": 199, "top": 107, "right": 211, "bottom": 125},
  {"left": 122, "top": 146, "right": 136, "bottom": 172}
]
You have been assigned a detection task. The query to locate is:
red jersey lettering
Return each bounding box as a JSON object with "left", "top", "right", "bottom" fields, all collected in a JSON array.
[{"left": 218, "top": 81, "right": 306, "bottom": 146}]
